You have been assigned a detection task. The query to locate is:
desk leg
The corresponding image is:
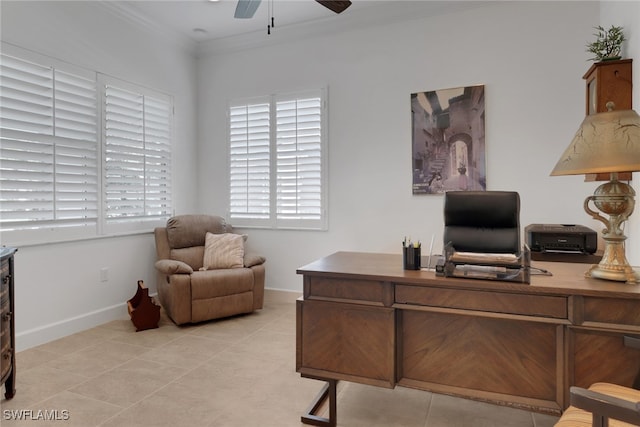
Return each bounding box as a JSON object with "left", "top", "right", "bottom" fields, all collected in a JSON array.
[{"left": 301, "top": 377, "right": 337, "bottom": 427}]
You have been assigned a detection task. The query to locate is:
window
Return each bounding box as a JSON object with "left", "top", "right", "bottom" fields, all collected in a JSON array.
[
  {"left": 229, "top": 100, "right": 271, "bottom": 220},
  {"left": 0, "top": 46, "right": 172, "bottom": 245},
  {"left": 0, "top": 53, "right": 98, "bottom": 238},
  {"left": 102, "top": 77, "right": 173, "bottom": 235},
  {"left": 228, "top": 89, "right": 327, "bottom": 230}
]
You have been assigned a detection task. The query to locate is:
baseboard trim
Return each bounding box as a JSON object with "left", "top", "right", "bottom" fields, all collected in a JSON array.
[
  {"left": 264, "top": 286, "right": 302, "bottom": 294},
  {"left": 15, "top": 302, "right": 129, "bottom": 352},
  {"left": 16, "top": 290, "right": 297, "bottom": 352}
]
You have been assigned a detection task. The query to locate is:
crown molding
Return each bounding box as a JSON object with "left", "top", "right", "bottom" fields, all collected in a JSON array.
[
  {"left": 90, "top": 1, "right": 492, "bottom": 59},
  {"left": 96, "top": 1, "right": 198, "bottom": 56},
  {"left": 195, "top": 1, "right": 491, "bottom": 57}
]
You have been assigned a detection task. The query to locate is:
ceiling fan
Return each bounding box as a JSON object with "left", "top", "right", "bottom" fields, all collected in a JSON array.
[{"left": 234, "top": 0, "right": 352, "bottom": 19}]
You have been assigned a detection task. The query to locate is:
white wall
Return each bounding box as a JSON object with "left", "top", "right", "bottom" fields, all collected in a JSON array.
[
  {"left": 197, "top": 1, "right": 609, "bottom": 292},
  {"left": 2, "top": 0, "right": 639, "bottom": 351},
  {"left": 600, "top": 1, "right": 640, "bottom": 262},
  {"left": 1, "top": 1, "right": 199, "bottom": 350}
]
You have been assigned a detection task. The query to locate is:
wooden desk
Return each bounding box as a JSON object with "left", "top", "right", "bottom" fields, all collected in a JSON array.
[{"left": 295, "top": 252, "right": 640, "bottom": 426}]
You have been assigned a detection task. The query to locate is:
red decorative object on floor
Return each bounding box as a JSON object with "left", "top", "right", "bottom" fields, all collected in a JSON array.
[{"left": 127, "top": 280, "right": 160, "bottom": 332}]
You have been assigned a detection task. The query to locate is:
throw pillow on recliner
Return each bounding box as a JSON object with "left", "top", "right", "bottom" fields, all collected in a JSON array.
[{"left": 201, "top": 232, "right": 245, "bottom": 270}]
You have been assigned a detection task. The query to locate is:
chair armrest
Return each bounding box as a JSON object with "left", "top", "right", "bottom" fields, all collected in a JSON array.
[
  {"left": 570, "top": 386, "right": 640, "bottom": 425},
  {"left": 155, "top": 259, "right": 194, "bottom": 275},
  {"left": 244, "top": 253, "right": 266, "bottom": 268}
]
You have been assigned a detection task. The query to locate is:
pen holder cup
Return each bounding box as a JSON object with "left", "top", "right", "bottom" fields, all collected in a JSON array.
[{"left": 403, "top": 246, "right": 421, "bottom": 270}]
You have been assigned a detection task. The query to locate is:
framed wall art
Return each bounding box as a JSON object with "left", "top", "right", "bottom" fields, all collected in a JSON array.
[{"left": 411, "top": 85, "right": 486, "bottom": 194}]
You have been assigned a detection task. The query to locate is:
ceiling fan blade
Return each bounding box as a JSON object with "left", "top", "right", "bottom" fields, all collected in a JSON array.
[
  {"left": 234, "top": 0, "right": 262, "bottom": 19},
  {"left": 315, "top": 0, "right": 352, "bottom": 14}
]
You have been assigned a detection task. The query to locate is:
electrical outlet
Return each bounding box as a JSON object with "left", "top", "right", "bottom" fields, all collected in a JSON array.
[{"left": 100, "top": 268, "right": 109, "bottom": 282}]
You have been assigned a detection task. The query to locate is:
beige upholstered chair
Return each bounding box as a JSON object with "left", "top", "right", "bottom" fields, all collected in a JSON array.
[
  {"left": 555, "top": 383, "right": 640, "bottom": 427},
  {"left": 555, "top": 336, "right": 640, "bottom": 426},
  {"left": 154, "top": 215, "right": 265, "bottom": 325}
]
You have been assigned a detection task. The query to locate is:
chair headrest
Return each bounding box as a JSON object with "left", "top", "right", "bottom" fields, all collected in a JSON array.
[
  {"left": 165, "top": 215, "right": 233, "bottom": 249},
  {"left": 444, "top": 191, "right": 520, "bottom": 228},
  {"left": 443, "top": 191, "right": 521, "bottom": 254}
]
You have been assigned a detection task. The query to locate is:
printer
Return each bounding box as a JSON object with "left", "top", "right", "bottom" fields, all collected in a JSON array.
[{"left": 525, "top": 224, "right": 597, "bottom": 254}]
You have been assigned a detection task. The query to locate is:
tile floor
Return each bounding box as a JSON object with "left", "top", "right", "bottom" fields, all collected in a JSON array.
[{"left": 1, "top": 290, "right": 560, "bottom": 426}]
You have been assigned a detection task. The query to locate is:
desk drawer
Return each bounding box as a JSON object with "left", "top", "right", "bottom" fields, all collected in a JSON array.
[
  {"left": 395, "top": 285, "right": 568, "bottom": 319},
  {"left": 0, "top": 310, "right": 11, "bottom": 380},
  {"left": 581, "top": 297, "right": 640, "bottom": 327},
  {"left": 1, "top": 260, "right": 9, "bottom": 296},
  {"left": 0, "top": 287, "right": 7, "bottom": 308},
  {"left": 304, "top": 277, "right": 390, "bottom": 305}
]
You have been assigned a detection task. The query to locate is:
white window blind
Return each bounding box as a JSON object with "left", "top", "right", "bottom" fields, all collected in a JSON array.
[
  {"left": 103, "top": 80, "right": 172, "bottom": 225},
  {"left": 228, "top": 89, "right": 326, "bottom": 230},
  {"left": 229, "top": 101, "right": 270, "bottom": 220},
  {"left": 144, "top": 96, "right": 173, "bottom": 217},
  {"left": 0, "top": 46, "right": 173, "bottom": 245},
  {"left": 276, "top": 96, "right": 322, "bottom": 223},
  {"left": 0, "top": 53, "right": 98, "bottom": 231}
]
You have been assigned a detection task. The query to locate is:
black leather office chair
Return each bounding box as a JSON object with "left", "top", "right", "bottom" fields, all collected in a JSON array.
[{"left": 443, "top": 191, "right": 521, "bottom": 254}]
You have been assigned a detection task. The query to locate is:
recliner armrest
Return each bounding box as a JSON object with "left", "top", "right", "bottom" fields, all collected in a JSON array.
[
  {"left": 244, "top": 253, "right": 266, "bottom": 268},
  {"left": 155, "top": 259, "right": 194, "bottom": 275},
  {"left": 569, "top": 385, "right": 640, "bottom": 425}
]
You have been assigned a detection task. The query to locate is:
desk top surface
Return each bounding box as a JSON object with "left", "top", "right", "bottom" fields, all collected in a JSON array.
[{"left": 297, "top": 251, "right": 640, "bottom": 299}]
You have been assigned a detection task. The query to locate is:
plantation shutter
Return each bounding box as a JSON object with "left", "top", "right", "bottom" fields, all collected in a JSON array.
[
  {"left": 227, "top": 89, "right": 326, "bottom": 230},
  {"left": 103, "top": 81, "right": 172, "bottom": 223},
  {"left": 54, "top": 70, "right": 98, "bottom": 221},
  {"left": 144, "top": 96, "right": 172, "bottom": 217},
  {"left": 275, "top": 93, "right": 323, "bottom": 224},
  {"left": 0, "top": 53, "right": 97, "bottom": 230},
  {"left": 229, "top": 101, "right": 271, "bottom": 221}
]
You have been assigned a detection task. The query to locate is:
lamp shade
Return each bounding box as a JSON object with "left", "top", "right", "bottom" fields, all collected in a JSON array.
[{"left": 550, "top": 107, "right": 640, "bottom": 176}]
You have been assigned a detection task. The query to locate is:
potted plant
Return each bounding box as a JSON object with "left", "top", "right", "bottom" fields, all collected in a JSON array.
[{"left": 586, "top": 25, "right": 625, "bottom": 61}]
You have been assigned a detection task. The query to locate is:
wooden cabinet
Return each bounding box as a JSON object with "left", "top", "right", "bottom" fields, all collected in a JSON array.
[
  {"left": 1, "top": 247, "right": 17, "bottom": 400},
  {"left": 400, "top": 310, "right": 562, "bottom": 410},
  {"left": 569, "top": 328, "right": 640, "bottom": 390},
  {"left": 566, "top": 294, "right": 640, "bottom": 402},
  {"left": 297, "top": 299, "right": 396, "bottom": 388},
  {"left": 583, "top": 59, "right": 632, "bottom": 115},
  {"left": 297, "top": 275, "right": 396, "bottom": 388},
  {"left": 582, "top": 59, "right": 633, "bottom": 181}
]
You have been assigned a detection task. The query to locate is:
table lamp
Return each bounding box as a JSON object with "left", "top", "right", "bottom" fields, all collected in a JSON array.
[{"left": 550, "top": 102, "right": 640, "bottom": 284}]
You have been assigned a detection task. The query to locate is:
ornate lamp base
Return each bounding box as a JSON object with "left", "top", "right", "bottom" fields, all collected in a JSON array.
[
  {"left": 586, "top": 238, "right": 639, "bottom": 284},
  {"left": 583, "top": 177, "right": 639, "bottom": 285}
]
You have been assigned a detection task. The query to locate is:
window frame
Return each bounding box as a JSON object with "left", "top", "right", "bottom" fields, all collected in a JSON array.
[
  {"left": 0, "top": 44, "right": 174, "bottom": 246},
  {"left": 227, "top": 88, "right": 328, "bottom": 231},
  {"left": 99, "top": 74, "right": 174, "bottom": 236}
]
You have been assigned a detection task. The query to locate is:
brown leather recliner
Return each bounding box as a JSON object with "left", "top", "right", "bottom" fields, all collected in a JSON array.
[{"left": 154, "top": 215, "right": 265, "bottom": 325}]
